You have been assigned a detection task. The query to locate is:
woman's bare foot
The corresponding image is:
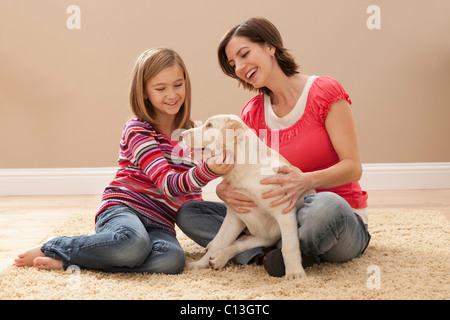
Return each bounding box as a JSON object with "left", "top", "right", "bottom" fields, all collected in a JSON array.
[
  {"left": 13, "top": 246, "right": 45, "bottom": 267},
  {"left": 33, "top": 257, "right": 63, "bottom": 270}
]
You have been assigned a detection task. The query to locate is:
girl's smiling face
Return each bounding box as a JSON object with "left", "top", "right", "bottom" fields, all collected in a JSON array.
[
  {"left": 225, "top": 36, "right": 276, "bottom": 89},
  {"left": 144, "top": 64, "right": 186, "bottom": 120}
]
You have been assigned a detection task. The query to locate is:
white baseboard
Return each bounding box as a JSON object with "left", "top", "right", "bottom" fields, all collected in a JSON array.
[
  {"left": 0, "top": 167, "right": 117, "bottom": 196},
  {"left": 0, "top": 162, "right": 449, "bottom": 196},
  {"left": 359, "top": 162, "right": 450, "bottom": 191}
]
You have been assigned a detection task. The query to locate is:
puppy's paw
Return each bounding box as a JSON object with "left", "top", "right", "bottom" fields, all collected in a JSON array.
[
  {"left": 209, "top": 249, "right": 229, "bottom": 270},
  {"left": 285, "top": 268, "right": 307, "bottom": 280},
  {"left": 185, "top": 260, "right": 209, "bottom": 271}
]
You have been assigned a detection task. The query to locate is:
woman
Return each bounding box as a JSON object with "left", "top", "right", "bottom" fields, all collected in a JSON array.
[{"left": 177, "top": 18, "right": 370, "bottom": 277}]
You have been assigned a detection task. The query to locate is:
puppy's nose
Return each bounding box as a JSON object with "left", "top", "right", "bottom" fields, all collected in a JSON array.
[{"left": 181, "top": 130, "right": 189, "bottom": 137}]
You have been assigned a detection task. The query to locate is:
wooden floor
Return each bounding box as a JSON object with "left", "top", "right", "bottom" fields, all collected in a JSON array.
[{"left": 0, "top": 189, "right": 449, "bottom": 271}]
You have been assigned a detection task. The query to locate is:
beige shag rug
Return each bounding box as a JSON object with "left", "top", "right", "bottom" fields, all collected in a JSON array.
[{"left": 0, "top": 209, "right": 449, "bottom": 300}]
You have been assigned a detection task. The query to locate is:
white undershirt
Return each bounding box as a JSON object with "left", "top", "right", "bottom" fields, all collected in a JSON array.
[
  {"left": 263, "top": 75, "right": 368, "bottom": 224},
  {"left": 264, "top": 75, "right": 318, "bottom": 129}
]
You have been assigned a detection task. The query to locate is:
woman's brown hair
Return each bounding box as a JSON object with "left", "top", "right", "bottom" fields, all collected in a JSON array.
[
  {"left": 218, "top": 17, "right": 299, "bottom": 95},
  {"left": 129, "top": 47, "right": 193, "bottom": 130}
]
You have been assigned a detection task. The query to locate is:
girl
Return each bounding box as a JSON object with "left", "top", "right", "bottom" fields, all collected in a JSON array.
[
  {"left": 177, "top": 18, "right": 371, "bottom": 277},
  {"left": 14, "top": 47, "right": 231, "bottom": 274}
]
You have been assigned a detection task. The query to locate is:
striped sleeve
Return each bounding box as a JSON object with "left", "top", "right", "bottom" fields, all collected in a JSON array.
[{"left": 121, "top": 124, "right": 220, "bottom": 198}]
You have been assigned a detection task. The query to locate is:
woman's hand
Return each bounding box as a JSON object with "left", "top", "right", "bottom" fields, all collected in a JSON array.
[
  {"left": 260, "top": 166, "right": 313, "bottom": 214},
  {"left": 216, "top": 180, "right": 257, "bottom": 213}
]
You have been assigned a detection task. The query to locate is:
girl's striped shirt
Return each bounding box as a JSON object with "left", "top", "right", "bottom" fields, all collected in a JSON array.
[{"left": 96, "top": 118, "right": 219, "bottom": 235}]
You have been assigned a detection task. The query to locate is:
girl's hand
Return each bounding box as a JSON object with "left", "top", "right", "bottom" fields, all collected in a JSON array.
[
  {"left": 216, "top": 180, "right": 257, "bottom": 214},
  {"left": 260, "top": 166, "right": 313, "bottom": 214},
  {"left": 206, "top": 150, "right": 235, "bottom": 176}
]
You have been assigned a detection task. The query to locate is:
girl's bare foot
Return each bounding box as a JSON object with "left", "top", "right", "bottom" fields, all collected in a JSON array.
[
  {"left": 33, "top": 257, "right": 63, "bottom": 270},
  {"left": 13, "top": 246, "right": 45, "bottom": 267}
]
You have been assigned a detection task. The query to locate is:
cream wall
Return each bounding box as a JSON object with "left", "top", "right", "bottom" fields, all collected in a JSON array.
[{"left": 1, "top": 0, "right": 449, "bottom": 169}]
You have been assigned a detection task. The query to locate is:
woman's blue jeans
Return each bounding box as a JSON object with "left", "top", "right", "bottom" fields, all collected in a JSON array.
[
  {"left": 176, "top": 192, "right": 371, "bottom": 265},
  {"left": 40, "top": 205, "right": 185, "bottom": 274}
]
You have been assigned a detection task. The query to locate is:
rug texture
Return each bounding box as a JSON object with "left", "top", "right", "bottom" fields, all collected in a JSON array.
[{"left": 0, "top": 209, "right": 448, "bottom": 300}]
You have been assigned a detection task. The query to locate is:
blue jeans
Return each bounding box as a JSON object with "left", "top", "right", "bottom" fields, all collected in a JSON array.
[
  {"left": 40, "top": 205, "right": 185, "bottom": 274},
  {"left": 176, "top": 192, "right": 371, "bottom": 265}
]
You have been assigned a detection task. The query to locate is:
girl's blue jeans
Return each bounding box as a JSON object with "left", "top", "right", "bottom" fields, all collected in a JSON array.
[
  {"left": 176, "top": 192, "right": 371, "bottom": 265},
  {"left": 40, "top": 205, "right": 185, "bottom": 274}
]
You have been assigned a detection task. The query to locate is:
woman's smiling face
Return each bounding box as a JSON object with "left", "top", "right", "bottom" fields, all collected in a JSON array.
[{"left": 225, "top": 36, "right": 276, "bottom": 89}]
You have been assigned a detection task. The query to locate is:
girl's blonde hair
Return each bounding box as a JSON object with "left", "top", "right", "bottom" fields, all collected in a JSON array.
[{"left": 129, "top": 47, "right": 193, "bottom": 129}]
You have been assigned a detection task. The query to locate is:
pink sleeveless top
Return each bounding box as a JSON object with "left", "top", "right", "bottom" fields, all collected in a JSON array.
[{"left": 241, "top": 76, "right": 368, "bottom": 209}]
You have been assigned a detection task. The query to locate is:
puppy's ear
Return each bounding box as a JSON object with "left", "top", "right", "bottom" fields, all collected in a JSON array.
[
  {"left": 234, "top": 129, "right": 244, "bottom": 142},
  {"left": 226, "top": 119, "right": 246, "bottom": 142}
]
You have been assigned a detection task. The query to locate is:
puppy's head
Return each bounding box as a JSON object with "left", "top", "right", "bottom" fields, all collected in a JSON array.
[{"left": 182, "top": 114, "right": 246, "bottom": 156}]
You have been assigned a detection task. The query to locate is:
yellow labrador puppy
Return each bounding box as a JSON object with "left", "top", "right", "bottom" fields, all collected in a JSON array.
[{"left": 182, "top": 114, "right": 314, "bottom": 280}]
